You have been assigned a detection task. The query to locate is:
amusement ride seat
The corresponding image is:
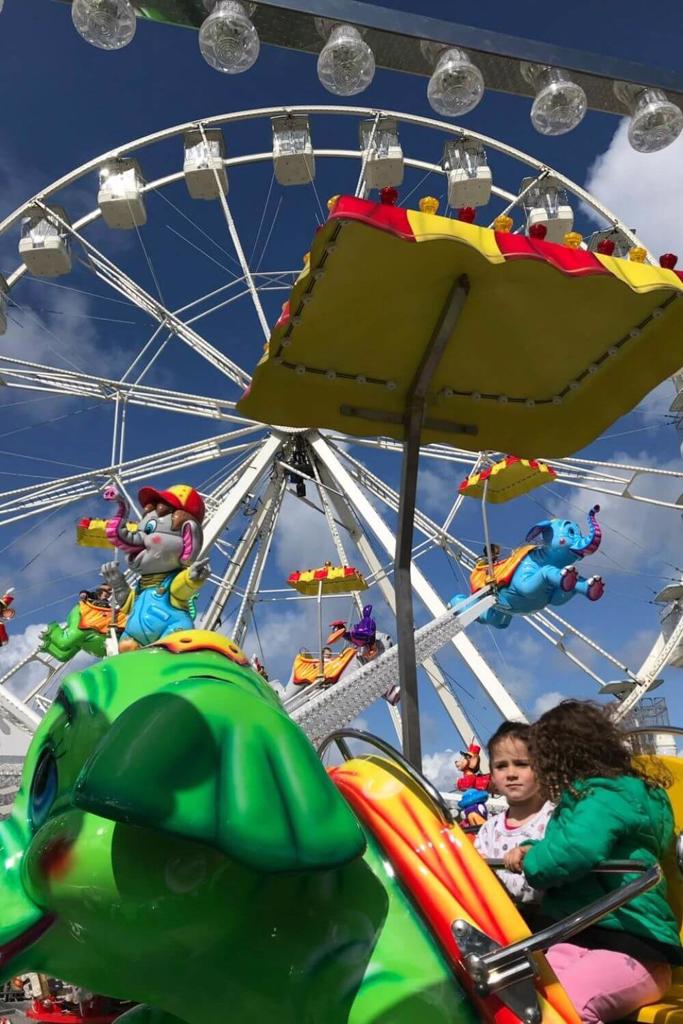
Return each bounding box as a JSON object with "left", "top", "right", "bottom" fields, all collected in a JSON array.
[{"left": 629, "top": 755, "right": 683, "bottom": 1023}]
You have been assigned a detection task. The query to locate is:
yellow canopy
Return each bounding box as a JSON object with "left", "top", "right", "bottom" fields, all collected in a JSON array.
[
  {"left": 459, "top": 455, "right": 557, "bottom": 503},
  {"left": 76, "top": 517, "right": 138, "bottom": 549},
  {"left": 287, "top": 563, "right": 367, "bottom": 596},
  {"left": 238, "top": 196, "right": 683, "bottom": 458}
]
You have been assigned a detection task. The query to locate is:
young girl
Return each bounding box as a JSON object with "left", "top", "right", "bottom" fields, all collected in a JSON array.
[
  {"left": 475, "top": 721, "right": 554, "bottom": 905},
  {"left": 503, "top": 700, "right": 682, "bottom": 1024}
]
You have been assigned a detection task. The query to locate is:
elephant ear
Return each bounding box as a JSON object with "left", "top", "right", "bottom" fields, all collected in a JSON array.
[
  {"left": 180, "top": 520, "right": 203, "bottom": 566},
  {"left": 73, "top": 679, "right": 365, "bottom": 873},
  {"left": 525, "top": 520, "right": 553, "bottom": 544}
]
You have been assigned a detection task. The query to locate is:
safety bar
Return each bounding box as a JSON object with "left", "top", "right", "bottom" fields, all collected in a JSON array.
[
  {"left": 454, "top": 863, "right": 661, "bottom": 1005},
  {"left": 485, "top": 858, "right": 649, "bottom": 874}
]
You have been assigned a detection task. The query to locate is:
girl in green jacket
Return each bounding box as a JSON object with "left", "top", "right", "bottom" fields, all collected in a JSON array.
[{"left": 503, "top": 699, "right": 682, "bottom": 1024}]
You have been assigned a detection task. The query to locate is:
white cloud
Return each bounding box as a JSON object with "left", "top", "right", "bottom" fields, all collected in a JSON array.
[
  {"left": 619, "top": 626, "right": 660, "bottom": 675},
  {"left": 5, "top": 283, "right": 124, "bottom": 381},
  {"left": 532, "top": 690, "right": 566, "bottom": 718},
  {"left": 584, "top": 119, "right": 683, "bottom": 257},
  {"left": 272, "top": 490, "right": 341, "bottom": 576},
  {"left": 423, "top": 747, "right": 458, "bottom": 792},
  {"left": 240, "top": 599, "right": 320, "bottom": 685},
  {"left": 7, "top": 506, "right": 108, "bottom": 592},
  {"left": 0, "top": 622, "right": 48, "bottom": 699},
  {"left": 418, "top": 466, "right": 455, "bottom": 518}
]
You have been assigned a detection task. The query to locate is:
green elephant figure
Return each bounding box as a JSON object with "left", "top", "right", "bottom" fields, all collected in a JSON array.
[
  {"left": 0, "top": 630, "right": 485, "bottom": 1024},
  {"left": 40, "top": 589, "right": 126, "bottom": 663}
]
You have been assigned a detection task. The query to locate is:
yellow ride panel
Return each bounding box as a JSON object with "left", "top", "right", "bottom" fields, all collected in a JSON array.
[{"left": 238, "top": 196, "right": 683, "bottom": 458}]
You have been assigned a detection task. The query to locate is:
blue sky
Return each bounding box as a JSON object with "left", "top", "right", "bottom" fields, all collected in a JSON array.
[{"left": 1, "top": 0, "right": 683, "bottom": 781}]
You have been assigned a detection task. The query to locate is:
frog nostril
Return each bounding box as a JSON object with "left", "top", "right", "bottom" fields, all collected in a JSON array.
[{"left": 38, "top": 837, "right": 74, "bottom": 881}]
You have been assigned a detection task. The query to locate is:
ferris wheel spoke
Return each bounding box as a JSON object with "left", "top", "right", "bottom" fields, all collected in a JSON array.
[
  {"left": 201, "top": 468, "right": 287, "bottom": 633},
  {"left": 528, "top": 608, "right": 637, "bottom": 686},
  {"left": 200, "top": 433, "right": 286, "bottom": 554},
  {"left": 32, "top": 201, "right": 251, "bottom": 390},
  {"left": 613, "top": 624, "right": 683, "bottom": 722},
  {"left": 0, "top": 429, "right": 266, "bottom": 527},
  {"left": 230, "top": 477, "right": 288, "bottom": 650},
  {"left": 197, "top": 124, "right": 270, "bottom": 343},
  {"left": 333, "top": 443, "right": 475, "bottom": 564},
  {"left": 335, "top": 436, "right": 683, "bottom": 515},
  {"left": 316, "top": 456, "right": 481, "bottom": 752},
  {"left": 0, "top": 355, "right": 254, "bottom": 425}
]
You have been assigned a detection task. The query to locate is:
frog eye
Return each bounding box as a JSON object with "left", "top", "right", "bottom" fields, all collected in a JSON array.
[
  {"left": 30, "top": 749, "right": 58, "bottom": 829},
  {"left": 143, "top": 518, "right": 158, "bottom": 535}
]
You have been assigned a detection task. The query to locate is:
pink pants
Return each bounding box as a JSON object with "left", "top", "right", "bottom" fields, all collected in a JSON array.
[{"left": 546, "top": 943, "right": 672, "bottom": 1024}]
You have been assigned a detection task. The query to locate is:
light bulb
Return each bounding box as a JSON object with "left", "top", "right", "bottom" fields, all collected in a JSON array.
[
  {"left": 71, "top": 0, "right": 136, "bottom": 50},
  {"left": 199, "top": 0, "right": 259, "bottom": 74},
  {"left": 316, "top": 23, "right": 375, "bottom": 97},
  {"left": 615, "top": 82, "right": 683, "bottom": 153},
  {"left": 522, "top": 64, "right": 586, "bottom": 136},
  {"left": 426, "top": 47, "right": 484, "bottom": 118}
]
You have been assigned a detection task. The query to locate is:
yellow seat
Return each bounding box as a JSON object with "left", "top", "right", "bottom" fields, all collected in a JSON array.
[{"left": 631, "top": 755, "right": 683, "bottom": 1022}]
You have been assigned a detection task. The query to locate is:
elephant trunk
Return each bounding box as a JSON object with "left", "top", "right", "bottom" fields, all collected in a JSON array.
[
  {"left": 570, "top": 505, "right": 601, "bottom": 558},
  {"left": 103, "top": 486, "right": 143, "bottom": 556}
]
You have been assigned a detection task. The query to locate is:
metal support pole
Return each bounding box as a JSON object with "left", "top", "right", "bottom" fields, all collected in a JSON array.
[
  {"left": 317, "top": 579, "right": 325, "bottom": 682},
  {"left": 396, "top": 276, "right": 469, "bottom": 768}
]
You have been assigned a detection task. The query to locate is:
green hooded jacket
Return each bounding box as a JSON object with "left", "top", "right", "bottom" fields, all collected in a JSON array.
[{"left": 522, "top": 775, "right": 681, "bottom": 950}]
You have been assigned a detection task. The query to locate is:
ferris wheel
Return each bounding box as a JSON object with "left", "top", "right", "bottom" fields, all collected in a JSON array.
[{"left": 0, "top": 103, "right": 682, "bottom": 791}]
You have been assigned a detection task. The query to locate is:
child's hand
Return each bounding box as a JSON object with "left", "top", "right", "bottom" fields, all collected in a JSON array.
[{"left": 503, "top": 846, "right": 528, "bottom": 873}]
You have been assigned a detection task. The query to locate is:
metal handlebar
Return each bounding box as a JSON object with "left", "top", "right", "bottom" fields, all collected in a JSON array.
[
  {"left": 453, "top": 862, "right": 662, "bottom": 1022},
  {"left": 484, "top": 858, "right": 649, "bottom": 874}
]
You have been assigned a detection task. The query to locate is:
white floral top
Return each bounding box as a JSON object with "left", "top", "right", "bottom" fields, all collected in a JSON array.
[{"left": 474, "top": 801, "right": 555, "bottom": 904}]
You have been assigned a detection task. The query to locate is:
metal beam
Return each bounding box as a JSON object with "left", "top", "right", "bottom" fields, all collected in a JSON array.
[
  {"left": 0, "top": 429, "right": 265, "bottom": 527},
  {"left": 55, "top": 1, "right": 683, "bottom": 113},
  {"left": 200, "top": 470, "right": 286, "bottom": 631},
  {"left": 396, "top": 277, "right": 469, "bottom": 767},
  {"left": 232, "top": 475, "right": 287, "bottom": 647},
  {"left": 200, "top": 434, "right": 285, "bottom": 552},
  {"left": 318, "top": 457, "right": 483, "bottom": 754},
  {"left": 0, "top": 355, "right": 248, "bottom": 424}
]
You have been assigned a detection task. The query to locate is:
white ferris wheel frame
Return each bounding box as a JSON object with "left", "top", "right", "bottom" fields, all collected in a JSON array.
[{"left": 0, "top": 104, "right": 679, "bottom": 756}]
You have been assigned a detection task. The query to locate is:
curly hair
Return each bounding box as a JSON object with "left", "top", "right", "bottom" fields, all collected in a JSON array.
[{"left": 529, "top": 699, "right": 671, "bottom": 802}]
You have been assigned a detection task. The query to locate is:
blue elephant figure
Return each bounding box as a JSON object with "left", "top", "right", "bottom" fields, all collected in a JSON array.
[{"left": 451, "top": 505, "right": 605, "bottom": 630}]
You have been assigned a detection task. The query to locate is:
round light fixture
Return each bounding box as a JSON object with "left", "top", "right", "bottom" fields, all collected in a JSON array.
[
  {"left": 316, "top": 22, "right": 375, "bottom": 96},
  {"left": 521, "top": 64, "right": 587, "bottom": 136},
  {"left": 423, "top": 44, "right": 484, "bottom": 118},
  {"left": 71, "top": 0, "right": 137, "bottom": 49},
  {"left": 615, "top": 82, "right": 683, "bottom": 153},
  {"left": 199, "top": 0, "right": 260, "bottom": 74}
]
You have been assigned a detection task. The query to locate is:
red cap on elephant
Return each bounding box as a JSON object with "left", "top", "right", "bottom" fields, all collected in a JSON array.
[{"left": 138, "top": 484, "right": 205, "bottom": 523}]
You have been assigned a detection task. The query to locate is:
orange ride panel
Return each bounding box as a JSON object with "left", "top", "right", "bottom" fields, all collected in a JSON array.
[
  {"left": 292, "top": 646, "right": 357, "bottom": 684},
  {"left": 330, "top": 756, "right": 580, "bottom": 1024},
  {"left": 469, "top": 544, "right": 536, "bottom": 593}
]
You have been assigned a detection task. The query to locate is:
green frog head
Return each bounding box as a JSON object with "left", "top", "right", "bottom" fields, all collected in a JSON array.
[{"left": 0, "top": 631, "right": 365, "bottom": 1002}]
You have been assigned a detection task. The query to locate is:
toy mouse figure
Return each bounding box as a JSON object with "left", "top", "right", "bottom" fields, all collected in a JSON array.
[
  {"left": 455, "top": 743, "right": 490, "bottom": 792},
  {"left": 458, "top": 787, "right": 489, "bottom": 831},
  {"left": 100, "top": 483, "right": 211, "bottom": 653},
  {"left": 0, "top": 589, "right": 15, "bottom": 646}
]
